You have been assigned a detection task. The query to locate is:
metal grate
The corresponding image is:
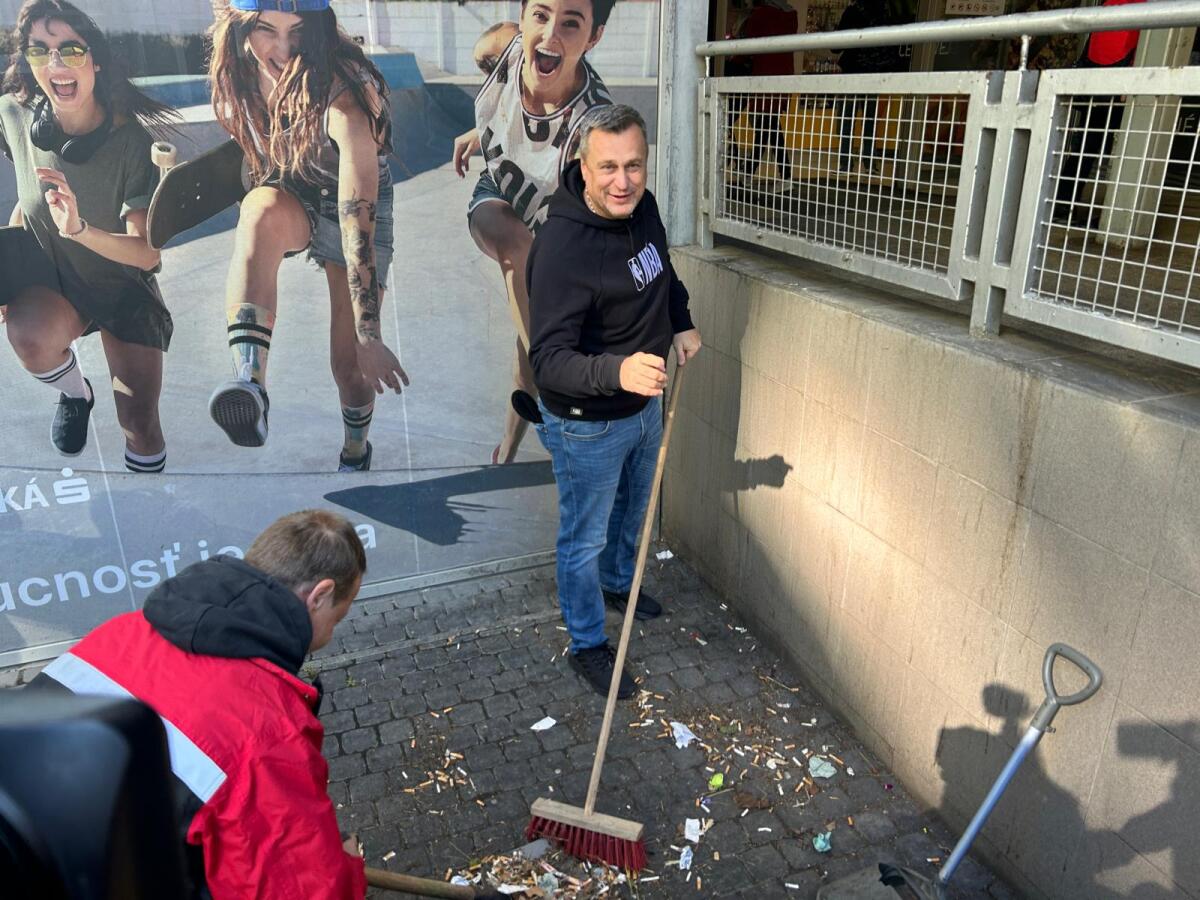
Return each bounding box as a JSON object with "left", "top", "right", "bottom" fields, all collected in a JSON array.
[
  {"left": 1034, "top": 94, "right": 1200, "bottom": 336},
  {"left": 716, "top": 90, "right": 968, "bottom": 275}
]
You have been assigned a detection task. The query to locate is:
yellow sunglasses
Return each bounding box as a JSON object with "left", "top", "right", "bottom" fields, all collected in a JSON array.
[{"left": 23, "top": 43, "right": 90, "bottom": 68}]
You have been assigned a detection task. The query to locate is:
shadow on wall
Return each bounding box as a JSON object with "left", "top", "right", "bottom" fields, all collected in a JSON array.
[
  {"left": 1108, "top": 719, "right": 1200, "bottom": 897},
  {"left": 936, "top": 686, "right": 1197, "bottom": 898}
]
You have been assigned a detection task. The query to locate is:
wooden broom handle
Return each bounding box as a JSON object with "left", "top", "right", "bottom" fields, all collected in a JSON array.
[
  {"left": 583, "top": 364, "right": 686, "bottom": 816},
  {"left": 366, "top": 865, "right": 478, "bottom": 898}
]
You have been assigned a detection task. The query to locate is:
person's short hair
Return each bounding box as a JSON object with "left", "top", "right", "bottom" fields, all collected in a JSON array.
[
  {"left": 520, "top": 0, "right": 619, "bottom": 32},
  {"left": 578, "top": 104, "right": 647, "bottom": 159},
  {"left": 245, "top": 510, "right": 366, "bottom": 605}
]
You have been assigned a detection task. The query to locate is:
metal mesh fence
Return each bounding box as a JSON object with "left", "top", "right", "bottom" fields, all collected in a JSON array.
[
  {"left": 716, "top": 90, "right": 969, "bottom": 275},
  {"left": 1035, "top": 94, "right": 1200, "bottom": 336}
]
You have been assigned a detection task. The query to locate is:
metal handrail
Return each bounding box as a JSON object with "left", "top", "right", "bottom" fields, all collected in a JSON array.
[{"left": 696, "top": 0, "right": 1200, "bottom": 57}]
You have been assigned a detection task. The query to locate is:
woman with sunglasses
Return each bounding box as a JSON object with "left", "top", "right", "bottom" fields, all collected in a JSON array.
[
  {"left": 203, "top": 0, "right": 406, "bottom": 471},
  {"left": 0, "top": 0, "right": 177, "bottom": 470}
]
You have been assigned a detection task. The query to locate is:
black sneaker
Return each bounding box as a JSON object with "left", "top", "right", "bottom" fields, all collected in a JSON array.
[
  {"left": 338, "top": 440, "right": 372, "bottom": 473},
  {"left": 602, "top": 588, "right": 663, "bottom": 621},
  {"left": 209, "top": 380, "right": 269, "bottom": 447},
  {"left": 570, "top": 643, "right": 636, "bottom": 699},
  {"left": 52, "top": 378, "right": 93, "bottom": 456}
]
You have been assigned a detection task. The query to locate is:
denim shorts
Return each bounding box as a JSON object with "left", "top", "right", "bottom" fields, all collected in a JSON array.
[
  {"left": 279, "top": 167, "right": 395, "bottom": 285},
  {"left": 466, "top": 169, "right": 505, "bottom": 219}
]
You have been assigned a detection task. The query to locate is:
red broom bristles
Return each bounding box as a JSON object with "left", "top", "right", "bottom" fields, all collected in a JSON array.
[{"left": 525, "top": 815, "right": 648, "bottom": 872}]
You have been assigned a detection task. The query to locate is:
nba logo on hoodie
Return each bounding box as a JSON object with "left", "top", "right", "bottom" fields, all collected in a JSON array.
[{"left": 627, "top": 243, "right": 664, "bottom": 292}]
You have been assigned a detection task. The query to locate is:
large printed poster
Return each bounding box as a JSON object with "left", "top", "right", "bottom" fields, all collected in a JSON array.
[{"left": 0, "top": 0, "right": 662, "bottom": 664}]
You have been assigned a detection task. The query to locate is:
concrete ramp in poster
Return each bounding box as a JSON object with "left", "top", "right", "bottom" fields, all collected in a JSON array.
[{"left": 0, "top": 54, "right": 562, "bottom": 665}]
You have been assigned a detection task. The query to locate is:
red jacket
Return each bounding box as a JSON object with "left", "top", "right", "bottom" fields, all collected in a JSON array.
[
  {"left": 34, "top": 558, "right": 366, "bottom": 900},
  {"left": 1087, "top": 0, "right": 1145, "bottom": 66},
  {"left": 742, "top": 5, "right": 799, "bottom": 76}
]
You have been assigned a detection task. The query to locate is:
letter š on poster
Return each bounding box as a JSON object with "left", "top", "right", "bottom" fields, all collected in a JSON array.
[{"left": 0, "top": 469, "right": 90, "bottom": 513}]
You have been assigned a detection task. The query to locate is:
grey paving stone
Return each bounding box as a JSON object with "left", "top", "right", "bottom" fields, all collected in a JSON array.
[
  {"left": 469, "top": 655, "right": 503, "bottom": 678},
  {"left": 423, "top": 684, "right": 461, "bottom": 710},
  {"left": 673, "top": 665, "right": 708, "bottom": 691},
  {"left": 447, "top": 701, "right": 485, "bottom": 726},
  {"left": 490, "top": 669, "right": 526, "bottom": 693},
  {"left": 321, "top": 709, "right": 357, "bottom": 735},
  {"left": 301, "top": 556, "right": 1010, "bottom": 900},
  {"left": 341, "top": 726, "right": 379, "bottom": 755},
  {"left": 327, "top": 753, "right": 366, "bottom": 782},
  {"left": 458, "top": 676, "right": 496, "bottom": 702},
  {"left": 354, "top": 701, "right": 392, "bottom": 728},
  {"left": 388, "top": 694, "right": 429, "bottom": 720},
  {"left": 330, "top": 684, "right": 369, "bottom": 711},
  {"left": 379, "top": 718, "right": 415, "bottom": 745}
]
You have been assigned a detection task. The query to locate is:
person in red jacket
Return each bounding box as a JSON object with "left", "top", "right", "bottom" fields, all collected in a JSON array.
[
  {"left": 1054, "top": 0, "right": 1146, "bottom": 225},
  {"left": 29, "top": 509, "right": 368, "bottom": 899}
]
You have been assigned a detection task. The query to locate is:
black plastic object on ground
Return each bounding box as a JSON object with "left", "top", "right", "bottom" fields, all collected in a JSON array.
[{"left": 0, "top": 692, "right": 188, "bottom": 899}]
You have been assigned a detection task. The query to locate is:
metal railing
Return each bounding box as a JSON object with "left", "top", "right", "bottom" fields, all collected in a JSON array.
[{"left": 695, "top": 2, "right": 1200, "bottom": 368}]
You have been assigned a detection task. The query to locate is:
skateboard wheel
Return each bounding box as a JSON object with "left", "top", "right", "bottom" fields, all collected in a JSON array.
[{"left": 151, "top": 142, "right": 178, "bottom": 171}]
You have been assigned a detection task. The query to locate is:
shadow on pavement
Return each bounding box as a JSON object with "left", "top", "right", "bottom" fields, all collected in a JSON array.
[{"left": 325, "top": 460, "right": 555, "bottom": 547}]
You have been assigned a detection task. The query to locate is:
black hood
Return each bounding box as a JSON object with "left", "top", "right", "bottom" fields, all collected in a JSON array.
[
  {"left": 550, "top": 160, "right": 648, "bottom": 233},
  {"left": 142, "top": 556, "right": 312, "bottom": 675}
]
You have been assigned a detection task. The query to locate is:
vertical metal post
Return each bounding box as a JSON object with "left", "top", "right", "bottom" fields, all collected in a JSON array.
[
  {"left": 655, "top": 0, "right": 711, "bottom": 246},
  {"left": 1100, "top": 29, "right": 1194, "bottom": 245},
  {"left": 363, "top": 0, "right": 377, "bottom": 51},
  {"left": 697, "top": 70, "right": 714, "bottom": 250},
  {"left": 969, "top": 70, "right": 1039, "bottom": 338}
]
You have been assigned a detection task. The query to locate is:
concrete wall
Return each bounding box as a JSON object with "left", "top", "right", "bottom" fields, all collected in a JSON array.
[
  {"left": 0, "top": 0, "right": 661, "bottom": 79},
  {"left": 663, "top": 245, "right": 1200, "bottom": 899}
]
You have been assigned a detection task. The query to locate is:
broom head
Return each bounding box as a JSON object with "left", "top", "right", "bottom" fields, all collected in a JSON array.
[{"left": 525, "top": 797, "right": 647, "bottom": 872}]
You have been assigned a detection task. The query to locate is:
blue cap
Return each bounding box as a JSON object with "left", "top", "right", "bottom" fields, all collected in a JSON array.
[{"left": 230, "top": 0, "right": 331, "bottom": 11}]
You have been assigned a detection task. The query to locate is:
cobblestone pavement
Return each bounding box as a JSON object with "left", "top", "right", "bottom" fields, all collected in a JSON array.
[{"left": 309, "top": 550, "right": 1016, "bottom": 899}]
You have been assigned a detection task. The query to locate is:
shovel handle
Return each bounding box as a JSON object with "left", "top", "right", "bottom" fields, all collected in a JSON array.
[{"left": 1032, "top": 643, "right": 1102, "bottom": 732}]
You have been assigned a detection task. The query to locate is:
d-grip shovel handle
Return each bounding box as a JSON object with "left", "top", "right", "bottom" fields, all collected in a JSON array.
[{"left": 1031, "top": 643, "right": 1103, "bottom": 733}]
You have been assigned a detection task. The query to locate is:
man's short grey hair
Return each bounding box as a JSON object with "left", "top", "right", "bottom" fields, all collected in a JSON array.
[{"left": 578, "top": 104, "right": 648, "bottom": 159}]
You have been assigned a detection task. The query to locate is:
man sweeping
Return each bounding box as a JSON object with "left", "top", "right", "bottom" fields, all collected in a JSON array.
[
  {"left": 526, "top": 103, "right": 701, "bottom": 699},
  {"left": 28, "top": 510, "right": 368, "bottom": 899}
]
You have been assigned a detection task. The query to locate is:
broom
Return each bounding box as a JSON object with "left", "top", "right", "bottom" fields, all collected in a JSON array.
[
  {"left": 366, "top": 865, "right": 504, "bottom": 898},
  {"left": 525, "top": 364, "right": 687, "bottom": 872}
]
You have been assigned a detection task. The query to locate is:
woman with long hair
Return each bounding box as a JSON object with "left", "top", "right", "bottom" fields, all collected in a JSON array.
[
  {"left": 0, "top": 0, "right": 178, "bottom": 471},
  {"left": 205, "top": 0, "right": 406, "bottom": 471},
  {"left": 453, "top": 0, "right": 616, "bottom": 464}
]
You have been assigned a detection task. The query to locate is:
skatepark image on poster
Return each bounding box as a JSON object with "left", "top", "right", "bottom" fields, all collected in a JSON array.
[{"left": 0, "top": 0, "right": 663, "bottom": 666}]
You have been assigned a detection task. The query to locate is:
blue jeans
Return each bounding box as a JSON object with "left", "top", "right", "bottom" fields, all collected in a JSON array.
[{"left": 535, "top": 397, "right": 663, "bottom": 652}]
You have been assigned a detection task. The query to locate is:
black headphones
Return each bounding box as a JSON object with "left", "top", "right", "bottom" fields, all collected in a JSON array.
[{"left": 29, "top": 93, "right": 112, "bottom": 165}]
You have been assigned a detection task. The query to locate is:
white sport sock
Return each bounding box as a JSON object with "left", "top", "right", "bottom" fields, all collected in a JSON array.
[
  {"left": 34, "top": 349, "right": 90, "bottom": 400},
  {"left": 125, "top": 446, "right": 167, "bottom": 474}
]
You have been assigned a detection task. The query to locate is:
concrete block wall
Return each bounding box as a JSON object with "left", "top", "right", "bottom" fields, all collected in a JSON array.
[
  {"left": 0, "top": 1, "right": 660, "bottom": 79},
  {"left": 663, "top": 244, "right": 1200, "bottom": 899}
]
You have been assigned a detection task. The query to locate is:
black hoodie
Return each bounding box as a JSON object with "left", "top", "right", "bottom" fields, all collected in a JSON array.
[
  {"left": 142, "top": 555, "right": 313, "bottom": 676},
  {"left": 527, "top": 159, "right": 694, "bottom": 421}
]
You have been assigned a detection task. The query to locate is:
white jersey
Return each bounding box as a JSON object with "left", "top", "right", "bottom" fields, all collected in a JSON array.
[{"left": 474, "top": 33, "right": 612, "bottom": 232}]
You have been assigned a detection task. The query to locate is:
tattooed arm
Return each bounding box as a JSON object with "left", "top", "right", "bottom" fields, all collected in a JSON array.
[{"left": 328, "top": 85, "right": 409, "bottom": 393}]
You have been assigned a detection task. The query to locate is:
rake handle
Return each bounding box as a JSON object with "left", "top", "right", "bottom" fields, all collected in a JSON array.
[{"left": 583, "top": 364, "right": 686, "bottom": 816}]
